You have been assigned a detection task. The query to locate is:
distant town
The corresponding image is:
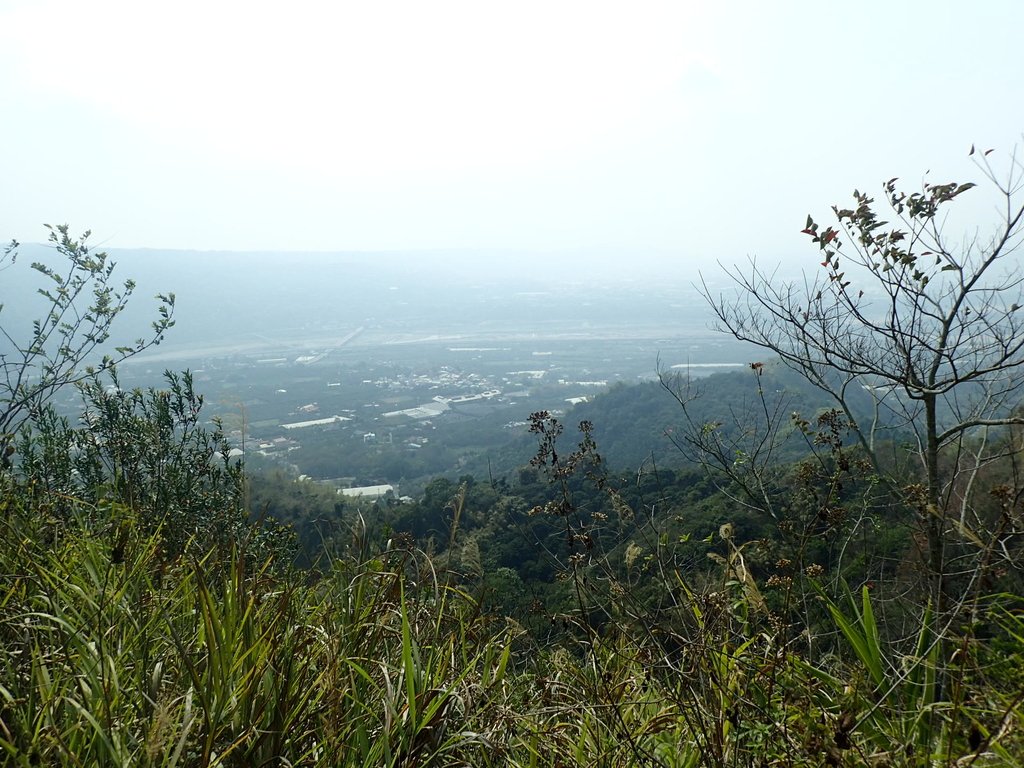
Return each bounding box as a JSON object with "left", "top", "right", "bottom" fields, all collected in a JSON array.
[{"left": 101, "top": 317, "right": 750, "bottom": 494}]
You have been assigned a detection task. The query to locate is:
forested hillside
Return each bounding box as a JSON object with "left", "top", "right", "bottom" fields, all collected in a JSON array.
[{"left": 436, "top": 363, "right": 877, "bottom": 487}]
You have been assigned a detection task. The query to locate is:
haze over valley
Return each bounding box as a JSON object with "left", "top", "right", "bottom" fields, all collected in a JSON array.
[
  {"left": 7, "top": 6, "right": 1024, "bottom": 765},
  {"left": 16, "top": 244, "right": 752, "bottom": 492}
]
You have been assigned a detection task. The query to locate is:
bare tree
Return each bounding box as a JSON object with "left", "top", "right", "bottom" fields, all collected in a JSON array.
[
  {"left": 0, "top": 225, "right": 175, "bottom": 457},
  {"left": 702, "top": 149, "right": 1024, "bottom": 609}
]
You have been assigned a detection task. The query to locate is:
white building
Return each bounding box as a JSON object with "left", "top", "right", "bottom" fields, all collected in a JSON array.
[{"left": 340, "top": 484, "right": 395, "bottom": 501}]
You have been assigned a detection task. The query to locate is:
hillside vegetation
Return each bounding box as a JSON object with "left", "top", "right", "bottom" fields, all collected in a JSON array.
[{"left": 5, "top": 157, "right": 1024, "bottom": 766}]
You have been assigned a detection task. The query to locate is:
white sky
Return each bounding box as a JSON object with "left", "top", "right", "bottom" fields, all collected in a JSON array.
[{"left": 2, "top": 0, "right": 1023, "bottom": 266}]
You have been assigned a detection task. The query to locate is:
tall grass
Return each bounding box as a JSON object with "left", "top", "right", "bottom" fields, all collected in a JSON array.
[
  {"left": 3, "top": 486, "right": 1024, "bottom": 766},
  {"left": 0, "top": 496, "right": 522, "bottom": 766}
]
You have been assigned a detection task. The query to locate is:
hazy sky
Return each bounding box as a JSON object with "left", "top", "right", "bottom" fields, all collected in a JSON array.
[{"left": 2, "top": 1, "right": 1022, "bottom": 267}]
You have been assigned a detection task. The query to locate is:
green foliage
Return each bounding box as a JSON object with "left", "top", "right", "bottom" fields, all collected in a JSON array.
[
  {"left": 462, "top": 405, "right": 1024, "bottom": 766},
  {"left": 15, "top": 370, "right": 289, "bottom": 564},
  {"left": 0, "top": 225, "right": 174, "bottom": 450},
  {"left": 0, "top": 497, "right": 521, "bottom": 766},
  {"left": 246, "top": 470, "right": 346, "bottom": 566},
  {"left": 5, "top": 482, "right": 1021, "bottom": 766},
  {"left": 4, "top": 211, "right": 1024, "bottom": 765}
]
